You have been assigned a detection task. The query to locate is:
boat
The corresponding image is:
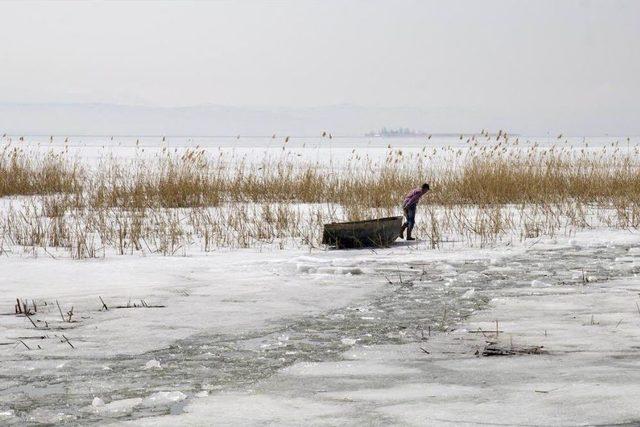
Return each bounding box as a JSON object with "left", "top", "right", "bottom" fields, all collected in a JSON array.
[{"left": 322, "top": 216, "right": 403, "bottom": 249}]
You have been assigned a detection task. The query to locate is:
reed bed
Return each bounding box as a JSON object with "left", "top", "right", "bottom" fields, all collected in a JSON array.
[
  {"left": 0, "top": 137, "right": 639, "bottom": 258},
  {"left": 0, "top": 145, "right": 83, "bottom": 197}
]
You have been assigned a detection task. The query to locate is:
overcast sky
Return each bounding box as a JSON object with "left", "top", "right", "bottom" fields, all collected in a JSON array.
[{"left": 0, "top": 0, "right": 638, "bottom": 134}]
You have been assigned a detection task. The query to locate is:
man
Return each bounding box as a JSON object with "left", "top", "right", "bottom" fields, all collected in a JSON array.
[{"left": 400, "top": 183, "right": 430, "bottom": 241}]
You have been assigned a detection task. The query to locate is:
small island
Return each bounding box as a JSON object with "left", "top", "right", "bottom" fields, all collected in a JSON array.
[{"left": 365, "top": 127, "right": 508, "bottom": 138}]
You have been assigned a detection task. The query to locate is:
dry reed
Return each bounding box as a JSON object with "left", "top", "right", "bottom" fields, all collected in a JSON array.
[{"left": 1, "top": 137, "right": 639, "bottom": 258}]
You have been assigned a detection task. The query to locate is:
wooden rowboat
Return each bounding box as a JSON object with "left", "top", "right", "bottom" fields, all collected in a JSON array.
[{"left": 322, "top": 216, "right": 403, "bottom": 249}]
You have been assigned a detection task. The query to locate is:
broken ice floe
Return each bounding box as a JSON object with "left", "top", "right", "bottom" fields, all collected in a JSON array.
[
  {"left": 91, "top": 397, "right": 105, "bottom": 407},
  {"left": 297, "top": 265, "right": 364, "bottom": 275},
  {"left": 90, "top": 397, "right": 143, "bottom": 417},
  {"left": 143, "top": 391, "right": 187, "bottom": 407},
  {"left": 316, "top": 266, "right": 364, "bottom": 275},
  {"left": 531, "top": 280, "right": 552, "bottom": 288},
  {"left": 143, "top": 359, "right": 162, "bottom": 370},
  {"left": 340, "top": 338, "right": 357, "bottom": 346},
  {"left": 292, "top": 255, "right": 390, "bottom": 275},
  {"left": 0, "top": 410, "right": 15, "bottom": 421},
  {"left": 461, "top": 288, "right": 476, "bottom": 299},
  {"left": 27, "top": 408, "right": 76, "bottom": 424},
  {"left": 86, "top": 391, "right": 187, "bottom": 417}
]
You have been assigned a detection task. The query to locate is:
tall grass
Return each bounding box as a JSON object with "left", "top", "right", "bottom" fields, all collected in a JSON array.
[
  {"left": 0, "top": 146, "right": 83, "bottom": 197},
  {"left": 1, "top": 137, "right": 639, "bottom": 258}
]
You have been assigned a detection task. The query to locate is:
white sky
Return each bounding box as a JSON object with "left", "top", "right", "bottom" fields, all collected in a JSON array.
[{"left": 0, "top": 0, "right": 638, "bottom": 133}]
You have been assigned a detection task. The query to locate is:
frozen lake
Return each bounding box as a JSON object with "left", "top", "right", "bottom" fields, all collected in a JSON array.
[
  {"left": 2, "top": 135, "right": 640, "bottom": 424},
  {"left": 2, "top": 231, "right": 640, "bottom": 424},
  {"left": 4, "top": 134, "right": 638, "bottom": 166}
]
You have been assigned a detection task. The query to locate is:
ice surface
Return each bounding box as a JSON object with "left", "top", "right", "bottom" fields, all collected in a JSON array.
[
  {"left": 283, "top": 361, "right": 422, "bottom": 377},
  {"left": 137, "top": 230, "right": 640, "bottom": 426},
  {"left": 3, "top": 225, "right": 640, "bottom": 424},
  {"left": 4, "top": 135, "right": 632, "bottom": 169}
]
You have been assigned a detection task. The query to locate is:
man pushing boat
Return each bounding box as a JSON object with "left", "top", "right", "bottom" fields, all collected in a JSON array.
[{"left": 400, "top": 183, "right": 430, "bottom": 241}]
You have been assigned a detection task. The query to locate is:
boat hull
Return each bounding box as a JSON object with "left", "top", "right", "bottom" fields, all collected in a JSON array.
[{"left": 322, "top": 216, "right": 403, "bottom": 249}]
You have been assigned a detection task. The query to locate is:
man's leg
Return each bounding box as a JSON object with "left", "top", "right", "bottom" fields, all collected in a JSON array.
[
  {"left": 406, "top": 205, "right": 416, "bottom": 240},
  {"left": 406, "top": 225, "right": 414, "bottom": 240},
  {"left": 400, "top": 207, "right": 408, "bottom": 239}
]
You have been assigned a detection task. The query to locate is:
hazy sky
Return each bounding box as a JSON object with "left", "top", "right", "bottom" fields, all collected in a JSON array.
[{"left": 0, "top": 0, "right": 639, "bottom": 133}]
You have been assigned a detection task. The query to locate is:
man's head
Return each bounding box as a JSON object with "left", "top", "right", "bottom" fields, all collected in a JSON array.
[{"left": 421, "top": 183, "right": 430, "bottom": 193}]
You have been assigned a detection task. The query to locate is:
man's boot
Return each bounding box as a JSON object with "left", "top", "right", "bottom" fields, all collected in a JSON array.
[
  {"left": 399, "top": 223, "right": 407, "bottom": 239},
  {"left": 406, "top": 225, "right": 415, "bottom": 241}
]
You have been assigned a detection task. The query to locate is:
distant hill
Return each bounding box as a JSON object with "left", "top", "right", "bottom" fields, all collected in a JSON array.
[
  {"left": 0, "top": 103, "right": 495, "bottom": 137},
  {"left": 1, "top": 102, "right": 636, "bottom": 137}
]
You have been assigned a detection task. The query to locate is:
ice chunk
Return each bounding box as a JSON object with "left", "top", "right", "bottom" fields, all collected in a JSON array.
[
  {"left": 316, "top": 266, "right": 363, "bottom": 275},
  {"left": 341, "top": 338, "right": 357, "bottom": 346},
  {"left": 143, "top": 391, "right": 187, "bottom": 407},
  {"left": 458, "top": 272, "right": 484, "bottom": 282},
  {"left": 92, "top": 397, "right": 105, "bottom": 407},
  {"left": 0, "top": 409, "right": 15, "bottom": 420},
  {"left": 462, "top": 288, "right": 475, "bottom": 299},
  {"left": 628, "top": 247, "right": 640, "bottom": 255},
  {"left": 195, "top": 391, "right": 209, "bottom": 398},
  {"left": 531, "top": 280, "right": 551, "bottom": 288},
  {"left": 93, "top": 398, "right": 143, "bottom": 417},
  {"left": 27, "top": 408, "right": 75, "bottom": 424},
  {"left": 144, "top": 359, "right": 162, "bottom": 370}
]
